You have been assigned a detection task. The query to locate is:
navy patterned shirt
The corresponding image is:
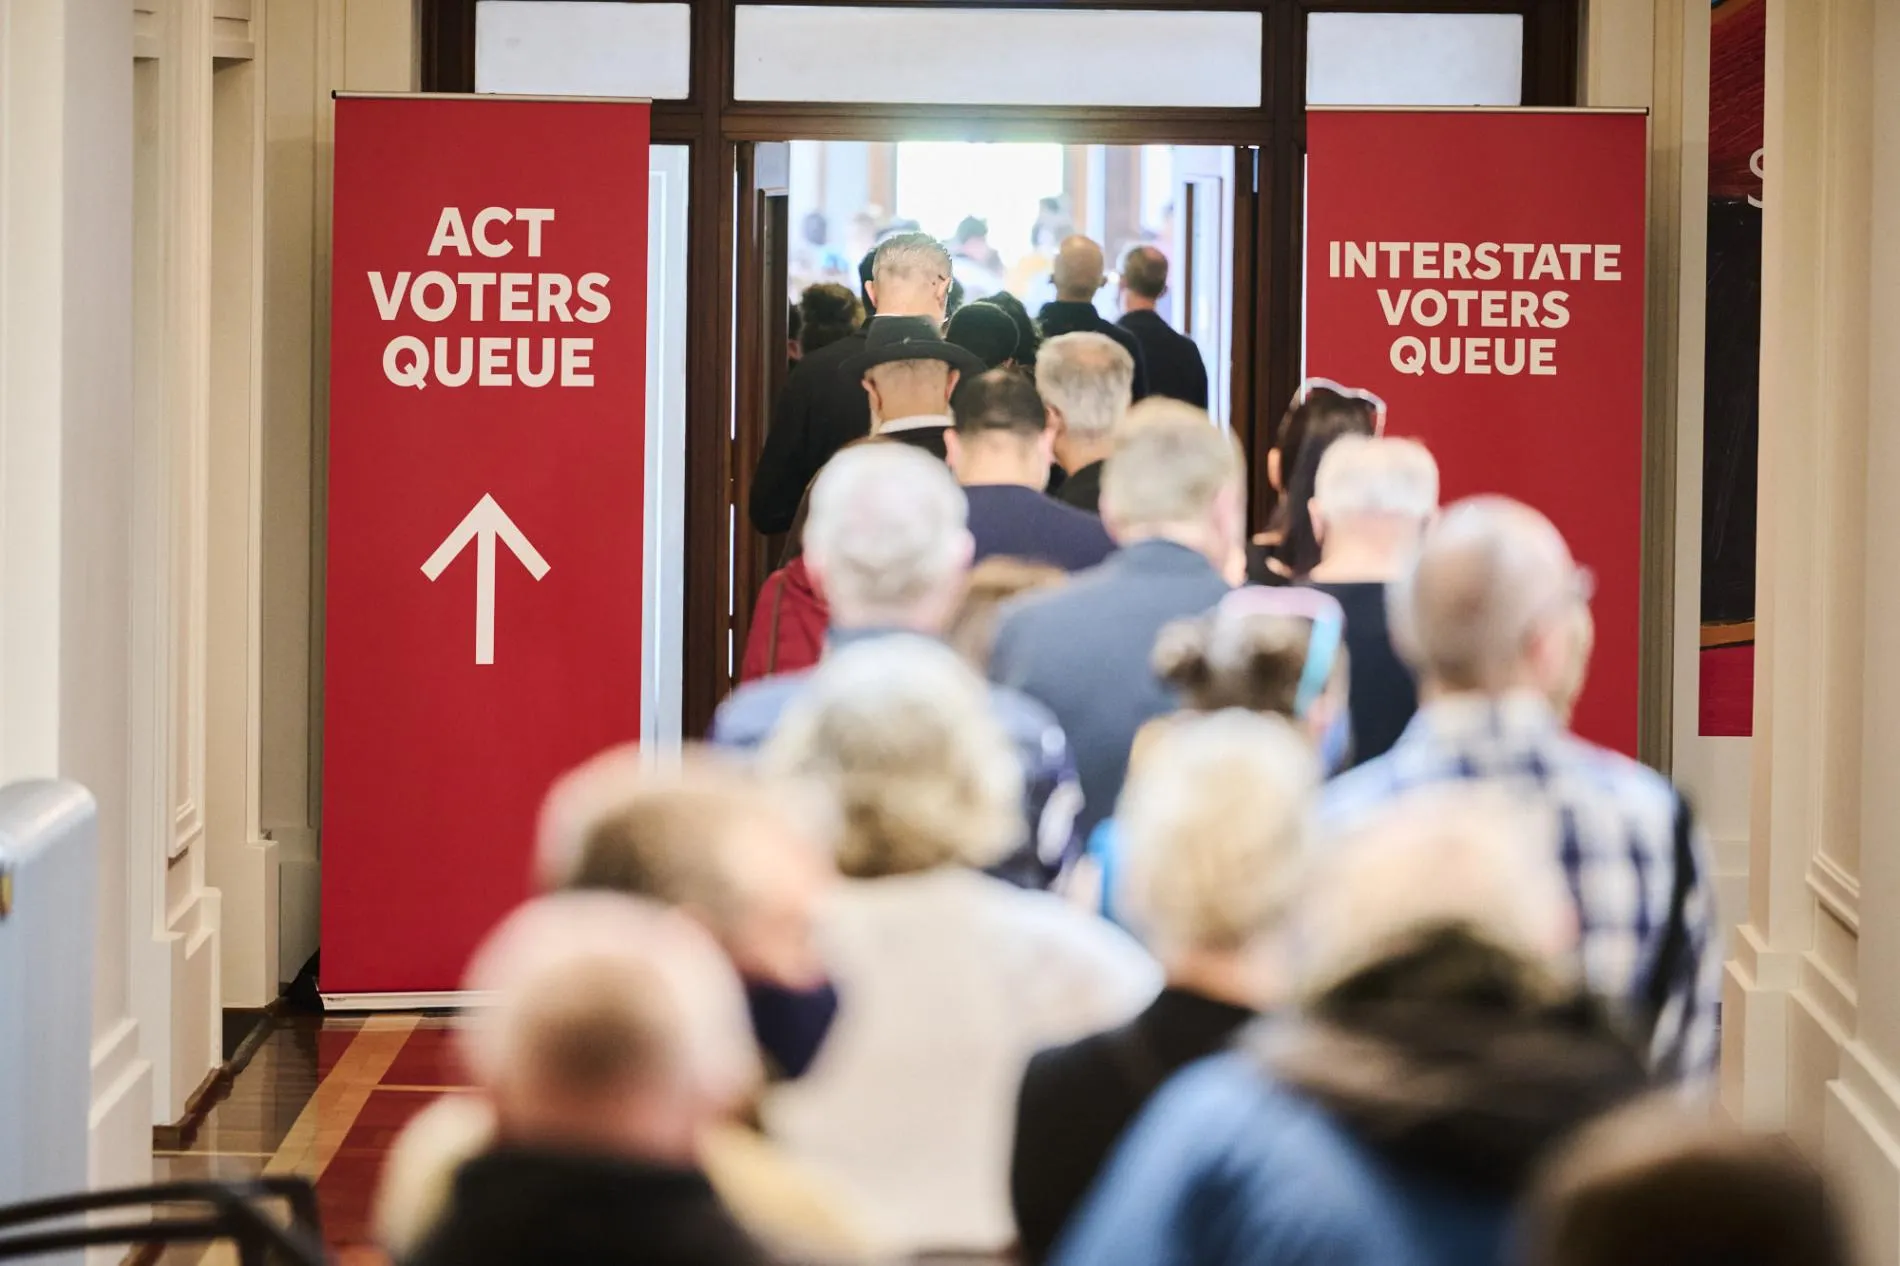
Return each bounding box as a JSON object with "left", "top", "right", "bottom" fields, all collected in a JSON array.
[{"left": 1320, "top": 692, "right": 1721, "bottom": 1081}]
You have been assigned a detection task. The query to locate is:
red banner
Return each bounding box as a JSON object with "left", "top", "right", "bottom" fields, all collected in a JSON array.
[
  {"left": 1304, "top": 109, "right": 1648, "bottom": 756},
  {"left": 321, "top": 96, "right": 650, "bottom": 997}
]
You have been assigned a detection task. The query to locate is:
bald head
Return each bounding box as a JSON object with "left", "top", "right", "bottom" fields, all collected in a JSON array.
[
  {"left": 1053, "top": 235, "right": 1107, "bottom": 301},
  {"left": 1297, "top": 784, "right": 1575, "bottom": 997},
  {"left": 1389, "top": 495, "right": 1587, "bottom": 697},
  {"left": 461, "top": 892, "right": 760, "bottom": 1158}
]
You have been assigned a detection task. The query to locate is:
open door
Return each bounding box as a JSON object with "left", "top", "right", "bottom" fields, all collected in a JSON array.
[
  {"left": 731, "top": 142, "right": 791, "bottom": 674},
  {"left": 1167, "top": 146, "right": 1266, "bottom": 530},
  {"left": 1170, "top": 146, "right": 1240, "bottom": 427}
]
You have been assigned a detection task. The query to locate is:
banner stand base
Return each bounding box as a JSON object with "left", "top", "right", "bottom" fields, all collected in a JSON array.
[{"left": 318, "top": 989, "right": 492, "bottom": 1013}]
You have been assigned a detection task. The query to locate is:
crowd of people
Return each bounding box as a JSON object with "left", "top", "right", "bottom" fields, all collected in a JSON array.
[{"left": 373, "top": 231, "right": 1855, "bottom": 1266}]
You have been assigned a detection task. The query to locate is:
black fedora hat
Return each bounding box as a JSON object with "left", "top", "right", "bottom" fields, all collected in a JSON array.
[{"left": 844, "top": 315, "right": 988, "bottom": 380}]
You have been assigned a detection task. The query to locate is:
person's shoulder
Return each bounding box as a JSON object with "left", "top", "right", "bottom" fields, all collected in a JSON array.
[
  {"left": 988, "top": 680, "right": 1064, "bottom": 733},
  {"left": 995, "top": 572, "right": 1090, "bottom": 640},
  {"left": 1317, "top": 748, "right": 1411, "bottom": 829},
  {"left": 1155, "top": 1051, "right": 1281, "bottom": 1112},
  {"left": 711, "top": 673, "right": 811, "bottom": 749},
  {"left": 995, "top": 882, "right": 1156, "bottom": 971},
  {"left": 1113, "top": 1052, "right": 1326, "bottom": 1169},
  {"left": 797, "top": 329, "right": 863, "bottom": 371},
  {"left": 1149, "top": 1053, "right": 1408, "bottom": 1205},
  {"left": 1022, "top": 1024, "right": 1122, "bottom": 1104},
  {"left": 991, "top": 567, "right": 1129, "bottom": 667},
  {"left": 1038, "top": 493, "right": 1115, "bottom": 538},
  {"left": 1548, "top": 730, "right": 1680, "bottom": 816}
]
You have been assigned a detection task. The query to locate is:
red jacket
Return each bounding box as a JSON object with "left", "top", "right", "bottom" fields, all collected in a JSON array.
[{"left": 740, "top": 557, "right": 828, "bottom": 682}]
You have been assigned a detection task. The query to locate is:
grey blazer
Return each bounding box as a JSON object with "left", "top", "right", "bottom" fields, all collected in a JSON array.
[{"left": 989, "top": 540, "right": 1230, "bottom": 835}]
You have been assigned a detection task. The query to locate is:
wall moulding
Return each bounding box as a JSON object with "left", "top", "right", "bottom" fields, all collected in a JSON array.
[{"left": 1808, "top": 850, "right": 1862, "bottom": 932}]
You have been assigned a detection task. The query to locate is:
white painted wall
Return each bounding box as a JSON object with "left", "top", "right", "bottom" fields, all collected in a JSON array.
[
  {"left": 0, "top": 0, "right": 294, "bottom": 1184},
  {"left": 0, "top": 0, "right": 156, "bottom": 1196},
  {"left": 731, "top": 5, "right": 1264, "bottom": 107}
]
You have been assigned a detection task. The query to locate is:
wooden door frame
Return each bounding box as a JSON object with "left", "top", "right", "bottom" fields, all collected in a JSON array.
[
  {"left": 732, "top": 144, "right": 790, "bottom": 674},
  {"left": 420, "top": 0, "right": 1584, "bottom": 741}
]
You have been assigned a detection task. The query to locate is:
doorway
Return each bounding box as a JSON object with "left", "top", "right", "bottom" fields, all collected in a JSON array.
[
  {"left": 729, "top": 138, "right": 1257, "bottom": 679},
  {"left": 783, "top": 141, "right": 1237, "bottom": 421}
]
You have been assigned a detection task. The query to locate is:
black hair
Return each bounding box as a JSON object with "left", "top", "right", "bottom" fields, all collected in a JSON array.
[
  {"left": 1269, "top": 388, "right": 1378, "bottom": 576},
  {"left": 981, "top": 291, "right": 1042, "bottom": 369},
  {"left": 857, "top": 248, "right": 878, "bottom": 316},
  {"left": 952, "top": 367, "right": 1047, "bottom": 439},
  {"left": 946, "top": 303, "right": 1021, "bottom": 371}
]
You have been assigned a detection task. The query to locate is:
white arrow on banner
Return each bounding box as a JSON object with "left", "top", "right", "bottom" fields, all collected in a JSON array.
[{"left": 420, "top": 493, "right": 551, "bottom": 665}]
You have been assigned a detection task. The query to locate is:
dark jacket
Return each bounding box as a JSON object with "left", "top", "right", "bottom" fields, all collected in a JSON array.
[
  {"left": 1038, "top": 301, "right": 1151, "bottom": 401},
  {"left": 1117, "top": 310, "right": 1208, "bottom": 409},
  {"left": 966, "top": 484, "right": 1116, "bottom": 572},
  {"left": 1012, "top": 988, "right": 1254, "bottom": 1264},
  {"left": 1052, "top": 461, "right": 1104, "bottom": 515},
  {"left": 1049, "top": 930, "right": 1649, "bottom": 1266},
  {"left": 406, "top": 1147, "right": 771, "bottom": 1266},
  {"left": 1307, "top": 580, "right": 1418, "bottom": 766},
  {"left": 989, "top": 540, "right": 1229, "bottom": 835},
  {"left": 750, "top": 328, "right": 870, "bottom": 534}
]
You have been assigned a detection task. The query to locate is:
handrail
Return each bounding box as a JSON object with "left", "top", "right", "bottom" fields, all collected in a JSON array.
[
  {"left": 0, "top": 1176, "right": 320, "bottom": 1231},
  {"left": 0, "top": 1177, "right": 327, "bottom": 1265}
]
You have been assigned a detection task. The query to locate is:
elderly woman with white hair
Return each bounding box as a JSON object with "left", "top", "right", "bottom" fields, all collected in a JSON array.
[
  {"left": 1050, "top": 786, "right": 1649, "bottom": 1266},
  {"left": 1010, "top": 711, "right": 1318, "bottom": 1264},
  {"left": 759, "top": 637, "right": 1160, "bottom": 1259}
]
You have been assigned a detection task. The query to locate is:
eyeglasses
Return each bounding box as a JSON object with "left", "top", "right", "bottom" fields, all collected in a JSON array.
[{"left": 1291, "top": 376, "right": 1388, "bottom": 435}]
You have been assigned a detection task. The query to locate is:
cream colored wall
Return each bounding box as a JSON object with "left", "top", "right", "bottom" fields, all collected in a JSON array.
[
  {"left": 252, "top": 0, "right": 417, "bottom": 1004},
  {"left": 0, "top": 0, "right": 231, "bottom": 1190},
  {"left": 130, "top": 0, "right": 227, "bottom": 1131},
  {"left": 1581, "top": 0, "right": 1753, "bottom": 944},
  {"left": 1724, "top": 0, "right": 1900, "bottom": 1259},
  {"left": 1, "top": 0, "right": 158, "bottom": 1190}
]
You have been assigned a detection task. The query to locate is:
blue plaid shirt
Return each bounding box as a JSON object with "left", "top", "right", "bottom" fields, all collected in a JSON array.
[
  {"left": 1320, "top": 693, "right": 1720, "bottom": 1081},
  {"left": 711, "top": 629, "right": 1084, "bottom": 888}
]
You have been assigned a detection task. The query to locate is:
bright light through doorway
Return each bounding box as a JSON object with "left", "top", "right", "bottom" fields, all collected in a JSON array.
[
  {"left": 893, "top": 141, "right": 1064, "bottom": 256},
  {"left": 784, "top": 138, "right": 1236, "bottom": 425}
]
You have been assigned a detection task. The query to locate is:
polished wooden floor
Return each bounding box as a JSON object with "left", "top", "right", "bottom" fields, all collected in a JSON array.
[{"left": 152, "top": 1015, "right": 469, "bottom": 1265}]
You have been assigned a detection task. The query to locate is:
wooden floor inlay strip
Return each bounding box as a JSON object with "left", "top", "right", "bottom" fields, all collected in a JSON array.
[{"left": 265, "top": 1015, "right": 419, "bottom": 1180}]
